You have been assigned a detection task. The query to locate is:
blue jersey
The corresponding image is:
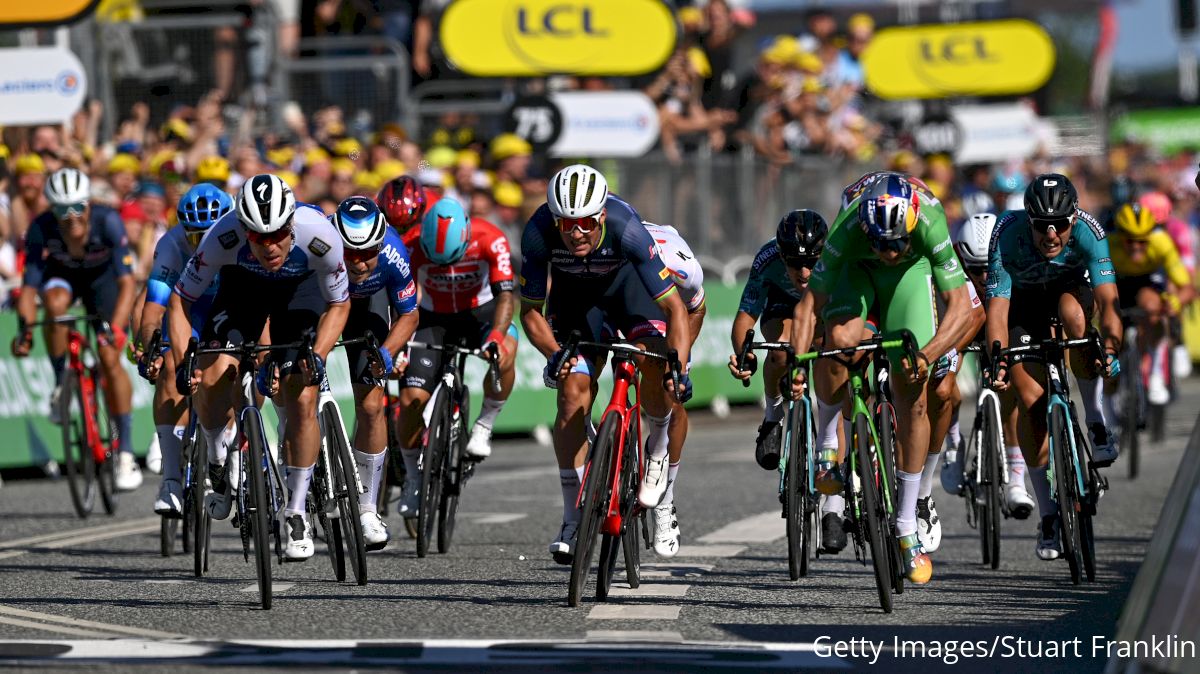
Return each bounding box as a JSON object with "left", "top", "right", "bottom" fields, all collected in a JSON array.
[
  {"left": 986, "top": 208, "right": 1115, "bottom": 300},
  {"left": 23, "top": 205, "right": 132, "bottom": 288},
  {"left": 147, "top": 226, "right": 218, "bottom": 307},
  {"left": 519, "top": 195, "right": 675, "bottom": 305},
  {"left": 738, "top": 239, "right": 803, "bottom": 318},
  {"left": 347, "top": 228, "right": 418, "bottom": 316}
]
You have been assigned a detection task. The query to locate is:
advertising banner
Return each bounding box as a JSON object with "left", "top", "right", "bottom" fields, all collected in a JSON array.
[
  {"left": 0, "top": 48, "right": 88, "bottom": 126},
  {"left": 0, "top": 0, "right": 97, "bottom": 26},
  {"left": 548, "top": 91, "right": 661, "bottom": 158},
  {"left": 950, "top": 103, "right": 1045, "bottom": 164},
  {"left": 1110, "top": 107, "right": 1200, "bottom": 155}
]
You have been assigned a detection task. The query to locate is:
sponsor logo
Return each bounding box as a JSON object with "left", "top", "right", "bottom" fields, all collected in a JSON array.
[
  {"left": 192, "top": 251, "right": 208, "bottom": 270},
  {"left": 932, "top": 238, "right": 951, "bottom": 254},
  {"left": 398, "top": 282, "right": 417, "bottom": 301},
  {"left": 308, "top": 237, "right": 331, "bottom": 257},
  {"left": 218, "top": 230, "right": 239, "bottom": 250},
  {"left": 658, "top": 267, "right": 670, "bottom": 280},
  {"left": 55, "top": 70, "right": 79, "bottom": 95},
  {"left": 381, "top": 244, "right": 410, "bottom": 275},
  {"left": 420, "top": 357, "right": 433, "bottom": 368},
  {"left": 942, "top": 259, "right": 959, "bottom": 273}
]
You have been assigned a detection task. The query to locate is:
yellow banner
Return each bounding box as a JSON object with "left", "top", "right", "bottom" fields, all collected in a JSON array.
[
  {"left": 440, "top": 0, "right": 677, "bottom": 77},
  {"left": 861, "top": 20, "right": 1055, "bottom": 100},
  {"left": 0, "top": 0, "right": 98, "bottom": 25}
]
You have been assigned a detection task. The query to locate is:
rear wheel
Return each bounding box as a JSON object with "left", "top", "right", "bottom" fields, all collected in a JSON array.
[
  {"left": 60, "top": 370, "right": 96, "bottom": 518},
  {"left": 1121, "top": 347, "right": 1141, "bottom": 479},
  {"left": 90, "top": 371, "right": 118, "bottom": 516},
  {"left": 1051, "top": 406, "right": 1083, "bottom": 585},
  {"left": 980, "top": 397, "right": 1003, "bottom": 570},
  {"left": 245, "top": 412, "right": 273, "bottom": 609},
  {"left": 438, "top": 397, "right": 468, "bottom": 554},
  {"left": 855, "top": 415, "right": 892, "bottom": 613},
  {"left": 621, "top": 420, "right": 641, "bottom": 590},
  {"left": 568, "top": 413, "right": 617, "bottom": 607},
  {"left": 786, "top": 404, "right": 807, "bottom": 580},
  {"left": 189, "top": 432, "right": 212, "bottom": 577},
  {"left": 417, "top": 388, "right": 450, "bottom": 558},
  {"left": 875, "top": 403, "right": 903, "bottom": 595},
  {"left": 160, "top": 518, "right": 178, "bottom": 557}
]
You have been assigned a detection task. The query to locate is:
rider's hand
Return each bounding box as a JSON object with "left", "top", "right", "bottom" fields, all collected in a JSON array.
[
  {"left": 542, "top": 348, "right": 576, "bottom": 389},
  {"left": 932, "top": 347, "right": 959, "bottom": 380},
  {"left": 481, "top": 329, "right": 507, "bottom": 358},
  {"left": 664, "top": 371, "right": 694, "bottom": 404},
  {"left": 727, "top": 351, "right": 758, "bottom": 381},
  {"left": 256, "top": 360, "right": 280, "bottom": 397},
  {"left": 138, "top": 346, "right": 166, "bottom": 382},
  {"left": 394, "top": 348, "right": 409, "bottom": 377},
  {"left": 785, "top": 368, "right": 806, "bottom": 401},
  {"left": 990, "top": 355, "right": 1011, "bottom": 392},
  {"left": 372, "top": 346, "right": 393, "bottom": 379},
  {"left": 1103, "top": 351, "right": 1121, "bottom": 379},
  {"left": 300, "top": 352, "right": 326, "bottom": 387},
  {"left": 175, "top": 363, "right": 200, "bottom": 396},
  {"left": 10, "top": 331, "right": 32, "bottom": 358},
  {"left": 902, "top": 350, "right": 930, "bottom": 384},
  {"left": 102, "top": 325, "right": 128, "bottom": 351}
]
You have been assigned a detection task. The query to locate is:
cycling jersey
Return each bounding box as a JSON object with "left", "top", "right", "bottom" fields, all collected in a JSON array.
[
  {"left": 1109, "top": 228, "right": 1190, "bottom": 288},
  {"left": 146, "top": 225, "right": 217, "bottom": 308},
  {"left": 520, "top": 195, "right": 676, "bottom": 306},
  {"left": 986, "top": 209, "right": 1115, "bottom": 300},
  {"left": 644, "top": 222, "right": 705, "bottom": 312},
  {"left": 409, "top": 218, "right": 515, "bottom": 313},
  {"left": 23, "top": 205, "right": 133, "bottom": 289},
  {"left": 738, "top": 239, "right": 803, "bottom": 318},
  {"left": 348, "top": 227, "right": 419, "bottom": 316},
  {"left": 1164, "top": 217, "right": 1196, "bottom": 274},
  {"left": 175, "top": 204, "right": 349, "bottom": 305}
]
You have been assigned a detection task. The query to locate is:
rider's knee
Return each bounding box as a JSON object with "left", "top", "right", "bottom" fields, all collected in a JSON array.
[
  {"left": 41, "top": 288, "right": 71, "bottom": 316},
  {"left": 356, "top": 389, "right": 385, "bottom": 421},
  {"left": 827, "top": 320, "right": 860, "bottom": 349}
]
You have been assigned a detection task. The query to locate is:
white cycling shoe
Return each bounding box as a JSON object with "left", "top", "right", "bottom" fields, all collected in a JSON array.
[
  {"left": 1036, "top": 515, "right": 1062, "bottom": 561},
  {"left": 549, "top": 519, "right": 579, "bottom": 565},
  {"left": 153, "top": 479, "right": 183, "bottom": 517},
  {"left": 359, "top": 511, "right": 389, "bottom": 551},
  {"left": 115, "top": 453, "right": 143, "bottom": 492},
  {"left": 638, "top": 455, "right": 669, "bottom": 508},
  {"left": 1005, "top": 484, "right": 1035, "bottom": 520},
  {"left": 652, "top": 503, "right": 680, "bottom": 557},
  {"left": 398, "top": 477, "right": 421, "bottom": 519},
  {"left": 284, "top": 514, "right": 315, "bottom": 561},
  {"left": 465, "top": 423, "right": 493, "bottom": 459},
  {"left": 916, "top": 497, "right": 942, "bottom": 553}
]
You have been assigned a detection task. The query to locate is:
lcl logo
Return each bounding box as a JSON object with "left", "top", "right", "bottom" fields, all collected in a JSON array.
[
  {"left": 515, "top": 5, "right": 609, "bottom": 37},
  {"left": 918, "top": 35, "right": 999, "bottom": 64}
]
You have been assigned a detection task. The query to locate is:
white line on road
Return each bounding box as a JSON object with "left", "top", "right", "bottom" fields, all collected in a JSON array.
[
  {"left": 0, "top": 615, "right": 116, "bottom": 638},
  {"left": 586, "top": 630, "right": 684, "bottom": 642},
  {"left": 0, "top": 605, "right": 185, "bottom": 639},
  {"left": 674, "top": 544, "right": 747, "bottom": 558},
  {"left": 586, "top": 605, "right": 682, "bottom": 620},
  {"left": 608, "top": 583, "right": 690, "bottom": 598},
  {"left": 458, "top": 513, "right": 528, "bottom": 525},
  {"left": 0, "top": 517, "right": 160, "bottom": 550},
  {"left": 240, "top": 583, "right": 293, "bottom": 594},
  {"left": 697, "top": 511, "right": 784, "bottom": 543}
]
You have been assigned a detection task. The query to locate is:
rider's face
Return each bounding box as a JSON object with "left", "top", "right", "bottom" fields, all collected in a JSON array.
[
  {"left": 785, "top": 265, "right": 812, "bottom": 289},
  {"left": 346, "top": 254, "right": 378, "bottom": 283},
  {"left": 557, "top": 210, "right": 605, "bottom": 257},
  {"left": 247, "top": 229, "right": 293, "bottom": 272},
  {"left": 1031, "top": 215, "right": 1074, "bottom": 258}
]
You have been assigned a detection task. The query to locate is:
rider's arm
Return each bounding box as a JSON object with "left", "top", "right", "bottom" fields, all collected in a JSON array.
[
  {"left": 985, "top": 297, "right": 1010, "bottom": 351},
  {"left": 955, "top": 295, "right": 985, "bottom": 354},
  {"left": 620, "top": 220, "right": 690, "bottom": 365},
  {"left": 17, "top": 218, "right": 47, "bottom": 330},
  {"left": 521, "top": 299, "right": 558, "bottom": 358},
  {"left": 1084, "top": 221, "right": 1122, "bottom": 355},
  {"left": 923, "top": 284, "right": 971, "bottom": 362},
  {"left": 518, "top": 214, "right": 560, "bottom": 358},
  {"left": 131, "top": 286, "right": 149, "bottom": 346},
  {"left": 482, "top": 223, "right": 517, "bottom": 337},
  {"left": 1157, "top": 232, "right": 1195, "bottom": 304},
  {"left": 687, "top": 301, "right": 706, "bottom": 344},
  {"left": 985, "top": 217, "right": 1013, "bottom": 352},
  {"left": 167, "top": 292, "right": 193, "bottom": 365},
  {"left": 789, "top": 289, "right": 823, "bottom": 355},
  {"left": 314, "top": 300, "right": 350, "bottom": 361}
]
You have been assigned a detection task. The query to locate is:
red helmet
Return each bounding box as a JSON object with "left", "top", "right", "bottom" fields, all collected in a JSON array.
[{"left": 376, "top": 175, "right": 427, "bottom": 233}]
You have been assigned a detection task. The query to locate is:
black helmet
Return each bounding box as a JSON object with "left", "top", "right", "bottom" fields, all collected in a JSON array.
[
  {"left": 776, "top": 209, "right": 828, "bottom": 265},
  {"left": 1024, "top": 173, "right": 1078, "bottom": 220}
]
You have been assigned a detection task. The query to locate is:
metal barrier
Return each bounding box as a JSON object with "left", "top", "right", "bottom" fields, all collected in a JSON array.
[{"left": 408, "top": 79, "right": 517, "bottom": 143}]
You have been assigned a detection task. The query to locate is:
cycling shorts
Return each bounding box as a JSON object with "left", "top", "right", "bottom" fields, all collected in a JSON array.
[
  {"left": 344, "top": 291, "right": 391, "bottom": 386},
  {"left": 760, "top": 284, "right": 800, "bottom": 323},
  {"left": 42, "top": 264, "right": 120, "bottom": 327},
  {"left": 1116, "top": 273, "right": 1165, "bottom": 311},
  {"left": 821, "top": 258, "right": 938, "bottom": 368},
  {"left": 403, "top": 300, "right": 518, "bottom": 392},
  {"left": 1007, "top": 283, "right": 1094, "bottom": 364}
]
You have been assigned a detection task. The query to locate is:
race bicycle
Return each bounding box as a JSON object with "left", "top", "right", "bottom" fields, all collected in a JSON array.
[
  {"left": 959, "top": 342, "right": 1009, "bottom": 569},
  {"left": 1116, "top": 308, "right": 1148, "bottom": 479}
]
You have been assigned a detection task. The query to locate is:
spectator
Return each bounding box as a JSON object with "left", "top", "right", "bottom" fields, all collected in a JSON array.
[
  {"left": 107, "top": 153, "right": 145, "bottom": 226},
  {"left": 330, "top": 158, "right": 358, "bottom": 203},
  {"left": 10, "top": 154, "right": 47, "bottom": 244},
  {"left": 134, "top": 181, "right": 170, "bottom": 280},
  {"left": 490, "top": 134, "right": 532, "bottom": 184}
]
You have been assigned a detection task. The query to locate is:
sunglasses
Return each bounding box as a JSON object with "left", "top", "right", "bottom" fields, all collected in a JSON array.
[
  {"left": 869, "top": 236, "right": 910, "bottom": 254},
  {"left": 1030, "top": 215, "right": 1074, "bottom": 234},
  {"left": 52, "top": 203, "right": 87, "bottom": 220},
  {"left": 344, "top": 246, "right": 379, "bottom": 263},
  {"left": 245, "top": 225, "right": 293, "bottom": 246},
  {"left": 183, "top": 227, "right": 207, "bottom": 249},
  {"left": 784, "top": 256, "right": 820, "bottom": 270},
  {"left": 555, "top": 216, "right": 600, "bottom": 234}
]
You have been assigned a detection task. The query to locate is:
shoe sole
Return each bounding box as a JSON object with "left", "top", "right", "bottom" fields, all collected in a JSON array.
[
  {"left": 365, "top": 540, "right": 388, "bottom": 552},
  {"left": 1010, "top": 503, "right": 1033, "bottom": 520},
  {"left": 155, "top": 508, "right": 184, "bottom": 519},
  {"left": 638, "top": 490, "right": 666, "bottom": 509},
  {"left": 756, "top": 454, "right": 780, "bottom": 470},
  {"left": 551, "top": 551, "right": 573, "bottom": 566},
  {"left": 283, "top": 554, "right": 313, "bottom": 563}
]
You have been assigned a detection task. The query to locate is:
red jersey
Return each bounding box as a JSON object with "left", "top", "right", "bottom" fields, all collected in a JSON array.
[{"left": 408, "top": 218, "right": 515, "bottom": 313}]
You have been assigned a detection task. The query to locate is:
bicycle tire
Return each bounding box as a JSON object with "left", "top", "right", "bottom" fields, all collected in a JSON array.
[
  {"left": 245, "top": 411, "right": 273, "bottom": 609},
  {"left": 596, "top": 531, "right": 619, "bottom": 601},
  {"left": 568, "top": 413, "right": 617, "bottom": 607},
  {"left": 190, "top": 431, "right": 212, "bottom": 577},
  {"left": 438, "top": 400, "right": 468, "bottom": 555},
  {"left": 875, "top": 403, "right": 903, "bottom": 595},
  {"left": 1071, "top": 422, "right": 1099, "bottom": 583},
  {"left": 855, "top": 415, "right": 893, "bottom": 613},
  {"left": 417, "top": 387, "right": 450, "bottom": 558},
  {"left": 1050, "top": 406, "right": 1083, "bottom": 585},
  {"left": 314, "top": 454, "right": 346, "bottom": 582},
  {"left": 59, "top": 370, "right": 96, "bottom": 518},
  {"left": 1122, "top": 347, "right": 1140, "bottom": 479},
  {"left": 325, "top": 403, "right": 368, "bottom": 585},
  {"left": 786, "top": 403, "right": 805, "bottom": 580},
  {"left": 1148, "top": 403, "right": 1166, "bottom": 444},
  {"left": 981, "top": 398, "right": 1003, "bottom": 570},
  {"left": 621, "top": 420, "right": 641, "bottom": 590},
  {"left": 90, "top": 370, "right": 119, "bottom": 516}
]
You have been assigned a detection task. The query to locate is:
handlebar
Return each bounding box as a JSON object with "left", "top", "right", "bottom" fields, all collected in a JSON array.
[
  {"left": 794, "top": 329, "right": 919, "bottom": 369},
  {"left": 558, "top": 330, "right": 683, "bottom": 398},
  {"left": 407, "top": 339, "right": 502, "bottom": 395},
  {"left": 988, "top": 330, "right": 1104, "bottom": 385}
]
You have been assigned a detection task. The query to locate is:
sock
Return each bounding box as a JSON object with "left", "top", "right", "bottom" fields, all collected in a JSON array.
[
  {"left": 919, "top": 452, "right": 940, "bottom": 499},
  {"left": 203, "top": 426, "right": 226, "bottom": 465},
  {"left": 50, "top": 355, "right": 66, "bottom": 386},
  {"left": 947, "top": 420, "right": 962, "bottom": 450},
  {"left": 821, "top": 493, "right": 845, "bottom": 516},
  {"left": 156, "top": 425, "right": 185, "bottom": 482},
  {"left": 1150, "top": 338, "right": 1168, "bottom": 382},
  {"left": 216, "top": 423, "right": 235, "bottom": 464},
  {"left": 1103, "top": 391, "right": 1119, "bottom": 432},
  {"left": 1006, "top": 446, "right": 1027, "bottom": 488},
  {"left": 662, "top": 462, "right": 681, "bottom": 505},
  {"left": 1076, "top": 376, "right": 1105, "bottom": 426},
  {"left": 476, "top": 397, "right": 506, "bottom": 430},
  {"left": 355, "top": 449, "right": 387, "bottom": 514},
  {"left": 646, "top": 411, "right": 671, "bottom": 460},
  {"left": 400, "top": 446, "right": 420, "bottom": 479},
  {"left": 817, "top": 398, "right": 840, "bottom": 450},
  {"left": 764, "top": 395, "right": 785, "bottom": 423},
  {"left": 115, "top": 413, "right": 133, "bottom": 457},
  {"left": 575, "top": 464, "right": 585, "bottom": 484},
  {"left": 895, "top": 470, "right": 922, "bottom": 536},
  {"left": 284, "top": 464, "right": 315, "bottom": 518},
  {"left": 560, "top": 468, "right": 581, "bottom": 523},
  {"left": 1030, "top": 465, "right": 1055, "bottom": 518}
]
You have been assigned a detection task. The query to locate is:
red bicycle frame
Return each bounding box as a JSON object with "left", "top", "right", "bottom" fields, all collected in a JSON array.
[
  {"left": 66, "top": 327, "right": 115, "bottom": 464},
  {"left": 578, "top": 357, "right": 644, "bottom": 538}
]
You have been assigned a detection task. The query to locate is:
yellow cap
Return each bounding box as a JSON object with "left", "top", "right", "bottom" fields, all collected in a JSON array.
[
  {"left": 795, "top": 51, "right": 823, "bottom": 74},
  {"left": 275, "top": 170, "right": 300, "bottom": 188},
  {"left": 13, "top": 153, "right": 45, "bottom": 176},
  {"left": 195, "top": 155, "right": 231, "bottom": 183},
  {"left": 429, "top": 128, "right": 452, "bottom": 147},
  {"left": 0, "top": 144, "right": 8, "bottom": 161},
  {"left": 493, "top": 180, "right": 523, "bottom": 208},
  {"left": 456, "top": 149, "right": 481, "bottom": 169},
  {"left": 161, "top": 118, "right": 193, "bottom": 143},
  {"left": 848, "top": 12, "right": 875, "bottom": 33},
  {"left": 108, "top": 153, "right": 140, "bottom": 175},
  {"left": 490, "top": 133, "right": 532, "bottom": 161},
  {"left": 333, "top": 137, "right": 362, "bottom": 158},
  {"left": 923, "top": 179, "right": 946, "bottom": 200},
  {"left": 304, "top": 147, "right": 331, "bottom": 166},
  {"left": 426, "top": 145, "right": 457, "bottom": 169},
  {"left": 354, "top": 170, "right": 383, "bottom": 192},
  {"left": 677, "top": 6, "right": 703, "bottom": 27},
  {"left": 888, "top": 150, "right": 917, "bottom": 172},
  {"left": 801, "top": 76, "right": 825, "bottom": 94},
  {"left": 148, "top": 150, "right": 176, "bottom": 177},
  {"left": 374, "top": 159, "right": 407, "bottom": 182},
  {"left": 687, "top": 47, "right": 712, "bottom": 78},
  {"left": 331, "top": 158, "right": 356, "bottom": 176},
  {"left": 267, "top": 147, "right": 296, "bottom": 168},
  {"left": 926, "top": 153, "right": 953, "bottom": 170}
]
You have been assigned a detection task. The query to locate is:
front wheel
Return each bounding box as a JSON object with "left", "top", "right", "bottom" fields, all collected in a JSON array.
[
  {"left": 568, "top": 413, "right": 617, "bottom": 607},
  {"left": 89, "top": 370, "right": 118, "bottom": 516},
  {"left": 59, "top": 370, "right": 96, "bottom": 518},
  {"left": 854, "top": 415, "right": 893, "bottom": 614},
  {"left": 325, "top": 403, "right": 367, "bottom": 585},
  {"left": 245, "top": 411, "right": 273, "bottom": 609},
  {"left": 1050, "top": 406, "right": 1083, "bottom": 585},
  {"left": 438, "top": 403, "right": 468, "bottom": 555},
  {"left": 189, "top": 432, "right": 212, "bottom": 577},
  {"left": 980, "top": 397, "right": 1003, "bottom": 570},
  {"left": 417, "top": 388, "right": 450, "bottom": 558},
  {"left": 785, "top": 403, "right": 808, "bottom": 580}
]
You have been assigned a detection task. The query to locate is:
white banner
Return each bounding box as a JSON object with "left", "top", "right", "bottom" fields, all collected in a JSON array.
[
  {"left": 549, "top": 91, "right": 660, "bottom": 158},
  {"left": 950, "top": 103, "right": 1046, "bottom": 164},
  {"left": 0, "top": 47, "right": 87, "bottom": 126}
]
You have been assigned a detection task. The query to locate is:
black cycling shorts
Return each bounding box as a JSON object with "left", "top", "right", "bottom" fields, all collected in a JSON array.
[
  {"left": 344, "top": 291, "right": 391, "bottom": 386},
  {"left": 402, "top": 301, "right": 496, "bottom": 392},
  {"left": 42, "top": 264, "right": 121, "bottom": 326},
  {"left": 760, "top": 284, "right": 799, "bottom": 324},
  {"left": 1116, "top": 273, "right": 1165, "bottom": 311},
  {"left": 1007, "top": 283, "right": 1094, "bottom": 363}
]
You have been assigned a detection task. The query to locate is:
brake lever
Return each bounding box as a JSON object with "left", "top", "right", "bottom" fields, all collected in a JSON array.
[
  {"left": 485, "top": 343, "right": 502, "bottom": 395},
  {"left": 735, "top": 328, "right": 755, "bottom": 388},
  {"left": 667, "top": 348, "right": 682, "bottom": 401}
]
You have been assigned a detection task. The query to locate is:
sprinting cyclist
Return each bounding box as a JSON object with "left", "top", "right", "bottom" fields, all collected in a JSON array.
[
  {"left": 169, "top": 174, "right": 350, "bottom": 561},
  {"left": 393, "top": 198, "right": 518, "bottom": 522},
  {"left": 13, "top": 168, "right": 141, "bottom": 491},
  {"left": 987, "top": 174, "right": 1122, "bottom": 561},
  {"left": 519, "top": 164, "right": 692, "bottom": 563}
]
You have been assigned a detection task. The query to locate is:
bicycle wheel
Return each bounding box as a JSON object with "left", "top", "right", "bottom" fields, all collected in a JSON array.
[
  {"left": 245, "top": 411, "right": 273, "bottom": 609},
  {"left": 854, "top": 415, "right": 893, "bottom": 613},
  {"left": 621, "top": 420, "right": 641, "bottom": 590},
  {"left": 1071, "top": 422, "right": 1099, "bottom": 583},
  {"left": 980, "top": 398, "right": 1003, "bottom": 570},
  {"left": 1050, "top": 406, "right": 1083, "bottom": 585},
  {"left": 875, "top": 403, "right": 903, "bottom": 595},
  {"left": 568, "top": 413, "right": 617, "bottom": 607},
  {"left": 1121, "top": 348, "right": 1141, "bottom": 479},
  {"left": 786, "top": 404, "right": 806, "bottom": 580},
  {"left": 189, "top": 432, "right": 212, "bottom": 577},
  {"left": 59, "top": 370, "right": 96, "bottom": 518},
  {"left": 596, "top": 531, "right": 619, "bottom": 601},
  {"left": 417, "top": 387, "right": 450, "bottom": 558},
  {"left": 160, "top": 518, "right": 178, "bottom": 557},
  {"left": 325, "top": 402, "right": 367, "bottom": 585},
  {"left": 438, "top": 398, "right": 469, "bottom": 554},
  {"left": 89, "top": 371, "right": 119, "bottom": 516},
  {"left": 314, "top": 455, "right": 346, "bottom": 582}
]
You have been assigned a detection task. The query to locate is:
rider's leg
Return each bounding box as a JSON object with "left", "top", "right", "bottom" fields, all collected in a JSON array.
[
  {"left": 924, "top": 371, "right": 959, "bottom": 498},
  {"left": 1012, "top": 361, "right": 1052, "bottom": 517},
  {"left": 352, "top": 383, "right": 388, "bottom": 513},
  {"left": 280, "top": 371, "right": 319, "bottom": 517},
  {"left": 1140, "top": 286, "right": 1169, "bottom": 402},
  {"left": 477, "top": 332, "right": 519, "bottom": 430},
  {"left": 41, "top": 283, "right": 72, "bottom": 385},
  {"left": 760, "top": 317, "right": 790, "bottom": 425},
  {"left": 1062, "top": 290, "right": 1105, "bottom": 425},
  {"left": 153, "top": 351, "right": 188, "bottom": 484},
  {"left": 556, "top": 370, "right": 595, "bottom": 519}
]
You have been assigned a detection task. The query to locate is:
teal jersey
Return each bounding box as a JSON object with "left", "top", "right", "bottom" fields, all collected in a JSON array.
[
  {"left": 986, "top": 208, "right": 1115, "bottom": 300},
  {"left": 738, "top": 240, "right": 803, "bottom": 318}
]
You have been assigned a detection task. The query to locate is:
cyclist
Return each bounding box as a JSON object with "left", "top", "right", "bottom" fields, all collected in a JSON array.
[
  {"left": 728, "top": 210, "right": 851, "bottom": 553},
  {"left": 393, "top": 198, "right": 518, "bottom": 522},
  {"left": 940, "top": 213, "right": 1035, "bottom": 519},
  {"left": 987, "top": 173, "right": 1122, "bottom": 561},
  {"left": 13, "top": 168, "right": 142, "bottom": 491},
  {"left": 169, "top": 174, "right": 350, "bottom": 561},
  {"left": 330, "top": 196, "right": 420, "bottom": 551},
  {"left": 1107, "top": 203, "right": 1193, "bottom": 411},
  {"left": 133, "top": 184, "right": 233, "bottom": 516},
  {"left": 790, "top": 173, "right": 976, "bottom": 584},
  {"left": 1139, "top": 190, "right": 1196, "bottom": 379},
  {"left": 520, "top": 164, "right": 692, "bottom": 564},
  {"left": 377, "top": 175, "right": 428, "bottom": 248}
]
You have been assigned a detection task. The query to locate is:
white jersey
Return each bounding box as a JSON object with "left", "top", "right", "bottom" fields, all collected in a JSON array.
[
  {"left": 174, "top": 203, "right": 349, "bottom": 304},
  {"left": 644, "top": 223, "right": 705, "bottom": 312}
]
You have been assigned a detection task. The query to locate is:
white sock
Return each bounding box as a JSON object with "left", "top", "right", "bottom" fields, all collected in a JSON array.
[
  {"left": 202, "top": 426, "right": 227, "bottom": 466},
  {"left": 354, "top": 448, "right": 387, "bottom": 514},
  {"left": 560, "top": 468, "right": 581, "bottom": 523},
  {"left": 1103, "top": 391, "right": 1119, "bottom": 431},
  {"left": 895, "top": 470, "right": 922, "bottom": 536},
  {"left": 764, "top": 395, "right": 785, "bottom": 423},
  {"left": 919, "top": 452, "right": 939, "bottom": 499},
  {"left": 817, "top": 398, "right": 840, "bottom": 450},
  {"left": 156, "top": 425, "right": 185, "bottom": 482},
  {"left": 215, "top": 422, "right": 235, "bottom": 464},
  {"left": 400, "top": 446, "right": 421, "bottom": 478},
  {"left": 476, "top": 397, "right": 506, "bottom": 429},
  {"left": 947, "top": 419, "right": 962, "bottom": 450},
  {"left": 1030, "top": 465, "right": 1055, "bottom": 518},
  {"left": 1006, "top": 446, "right": 1027, "bottom": 488},
  {"left": 821, "top": 493, "right": 845, "bottom": 515},
  {"left": 575, "top": 463, "right": 585, "bottom": 484},
  {"left": 646, "top": 411, "right": 671, "bottom": 460},
  {"left": 662, "top": 462, "right": 681, "bottom": 505},
  {"left": 1150, "top": 338, "right": 1168, "bottom": 381},
  {"left": 284, "top": 464, "right": 315, "bottom": 518},
  {"left": 1076, "top": 376, "right": 1105, "bottom": 426}
]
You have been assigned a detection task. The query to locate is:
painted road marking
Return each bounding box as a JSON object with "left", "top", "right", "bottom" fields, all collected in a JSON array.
[
  {"left": 586, "top": 630, "right": 684, "bottom": 642},
  {"left": 0, "top": 517, "right": 160, "bottom": 550},
  {"left": 239, "top": 583, "right": 294, "bottom": 594},
  {"left": 458, "top": 513, "right": 527, "bottom": 525},
  {"left": 608, "top": 583, "right": 690, "bottom": 598},
  {"left": 697, "top": 511, "right": 783, "bottom": 544},
  {"left": 586, "top": 605, "right": 682, "bottom": 620},
  {"left": 0, "top": 615, "right": 115, "bottom": 638},
  {"left": 640, "top": 562, "right": 714, "bottom": 578},
  {"left": 0, "top": 605, "right": 185, "bottom": 639},
  {"left": 0, "top": 519, "right": 161, "bottom": 561},
  {"left": 674, "top": 544, "right": 746, "bottom": 558}
]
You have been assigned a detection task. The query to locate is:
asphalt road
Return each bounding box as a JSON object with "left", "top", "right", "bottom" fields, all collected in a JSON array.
[{"left": 0, "top": 379, "right": 1198, "bottom": 673}]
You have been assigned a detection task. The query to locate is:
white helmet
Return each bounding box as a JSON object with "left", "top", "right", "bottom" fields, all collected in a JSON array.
[
  {"left": 960, "top": 190, "right": 995, "bottom": 219},
  {"left": 332, "top": 196, "right": 387, "bottom": 250},
  {"left": 44, "top": 168, "right": 90, "bottom": 206},
  {"left": 237, "top": 174, "right": 296, "bottom": 234},
  {"left": 547, "top": 164, "right": 608, "bottom": 219},
  {"left": 954, "top": 213, "right": 996, "bottom": 266}
]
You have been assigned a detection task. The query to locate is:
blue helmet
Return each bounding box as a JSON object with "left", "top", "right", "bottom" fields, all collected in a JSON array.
[
  {"left": 858, "top": 174, "right": 916, "bottom": 242},
  {"left": 991, "top": 168, "right": 1027, "bottom": 195},
  {"left": 420, "top": 198, "right": 471, "bottom": 265},
  {"left": 178, "top": 184, "right": 233, "bottom": 247},
  {"left": 332, "top": 196, "right": 387, "bottom": 250}
]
